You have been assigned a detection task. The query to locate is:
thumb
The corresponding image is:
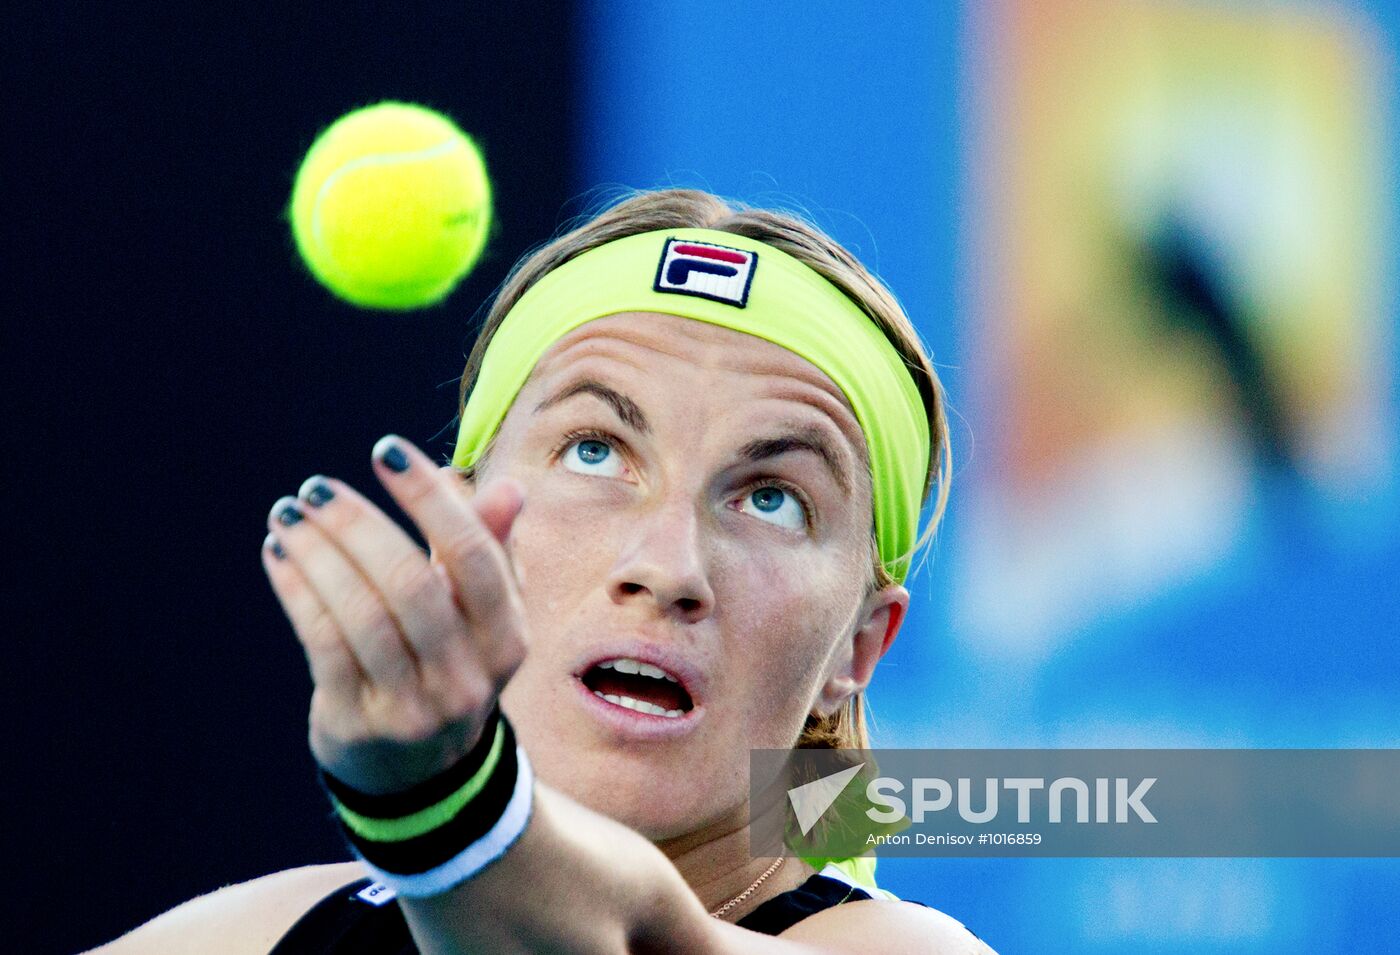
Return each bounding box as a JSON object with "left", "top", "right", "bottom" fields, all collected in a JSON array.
[{"left": 472, "top": 478, "right": 525, "bottom": 545}]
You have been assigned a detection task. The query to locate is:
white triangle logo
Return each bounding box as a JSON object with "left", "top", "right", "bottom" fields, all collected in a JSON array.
[{"left": 787, "top": 763, "right": 865, "bottom": 836}]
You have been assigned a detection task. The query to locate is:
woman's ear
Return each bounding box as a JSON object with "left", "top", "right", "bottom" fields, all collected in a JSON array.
[{"left": 811, "top": 584, "right": 909, "bottom": 717}]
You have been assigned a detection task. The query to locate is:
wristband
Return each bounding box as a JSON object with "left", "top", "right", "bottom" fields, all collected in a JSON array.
[{"left": 320, "top": 708, "right": 535, "bottom": 898}]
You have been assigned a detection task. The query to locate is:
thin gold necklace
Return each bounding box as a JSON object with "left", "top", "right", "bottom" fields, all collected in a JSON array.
[{"left": 708, "top": 857, "right": 786, "bottom": 919}]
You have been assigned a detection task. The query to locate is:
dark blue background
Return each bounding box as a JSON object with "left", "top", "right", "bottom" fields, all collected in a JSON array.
[{"left": 10, "top": 6, "right": 574, "bottom": 952}]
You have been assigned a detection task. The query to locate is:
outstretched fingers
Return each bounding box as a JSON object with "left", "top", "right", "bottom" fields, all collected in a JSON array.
[
  {"left": 261, "top": 531, "right": 365, "bottom": 701},
  {"left": 289, "top": 474, "right": 474, "bottom": 680},
  {"left": 259, "top": 436, "right": 529, "bottom": 794},
  {"left": 369, "top": 436, "right": 527, "bottom": 686},
  {"left": 266, "top": 495, "right": 423, "bottom": 693}
]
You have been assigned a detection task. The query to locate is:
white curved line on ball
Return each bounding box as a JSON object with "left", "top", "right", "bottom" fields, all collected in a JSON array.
[{"left": 311, "top": 138, "right": 465, "bottom": 264}]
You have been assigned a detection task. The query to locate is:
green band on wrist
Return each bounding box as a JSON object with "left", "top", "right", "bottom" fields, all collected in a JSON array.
[{"left": 331, "top": 718, "right": 506, "bottom": 843}]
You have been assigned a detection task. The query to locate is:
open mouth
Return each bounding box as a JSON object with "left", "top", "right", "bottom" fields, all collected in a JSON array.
[{"left": 580, "top": 658, "right": 695, "bottom": 719}]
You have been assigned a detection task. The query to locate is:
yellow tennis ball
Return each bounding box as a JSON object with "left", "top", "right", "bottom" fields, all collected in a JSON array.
[{"left": 289, "top": 101, "right": 492, "bottom": 310}]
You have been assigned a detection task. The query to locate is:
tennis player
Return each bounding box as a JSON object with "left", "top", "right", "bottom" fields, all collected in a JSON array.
[{"left": 92, "top": 189, "right": 992, "bottom": 953}]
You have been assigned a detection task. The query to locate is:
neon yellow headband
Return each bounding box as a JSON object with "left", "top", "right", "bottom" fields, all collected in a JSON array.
[{"left": 452, "top": 228, "right": 930, "bottom": 582}]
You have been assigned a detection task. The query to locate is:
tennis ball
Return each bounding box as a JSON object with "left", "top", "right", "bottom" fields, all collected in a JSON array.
[{"left": 289, "top": 101, "right": 491, "bottom": 310}]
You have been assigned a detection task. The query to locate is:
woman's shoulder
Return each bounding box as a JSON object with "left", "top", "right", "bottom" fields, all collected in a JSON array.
[
  {"left": 85, "top": 861, "right": 368, "bottom": 955},
  {"left": 779, "top": 894, "right": 996, "bottom": 954},
  {"left": 721, "top": 861, "right": 994, "bottom": 953}
]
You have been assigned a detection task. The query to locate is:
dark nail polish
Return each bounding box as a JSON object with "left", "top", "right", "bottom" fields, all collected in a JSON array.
[
  {"left": 380, "top": 444, "right": 410, "bottom": 473},
  {"left": 277, "top": 503, "right": 303, "bottom": 526},
  {"left": 305, "top": 481, "right": 335, "bottom": 508},
  {"left": 266, "top": 536, "right": 286, "bottom": 560}
]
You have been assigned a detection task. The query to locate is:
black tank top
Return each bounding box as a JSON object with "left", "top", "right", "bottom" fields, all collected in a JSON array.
[{"left": 271, "top": 870, "right": 881, "bottom": 952}]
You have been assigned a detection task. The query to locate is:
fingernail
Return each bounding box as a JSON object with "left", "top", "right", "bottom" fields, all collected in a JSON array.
[
  {"left": 299, "top": 476, "right": 335, "bottom": 508},
  {"left": 375, "top": 436, "right": 410, "bottom": 473},
  {"left": 264, "top": 533, "right": 286, "bottom": 560},
  {"left": 275, "top": 499, "right": 304, "bottom": 526}
]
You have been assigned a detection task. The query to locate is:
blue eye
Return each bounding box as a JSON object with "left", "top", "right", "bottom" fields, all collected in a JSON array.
[
  {"left": 751, "top": 488, "right": 784, "bottom": 512},
  {"left": 563, "top": 437, "right": 623, "bottom": 478},
  {"left": 740, "top": 485, "right": 806, "bottom": 530},
  {"left": 577, "top": 440, "right": 609, "bottom": 464}
]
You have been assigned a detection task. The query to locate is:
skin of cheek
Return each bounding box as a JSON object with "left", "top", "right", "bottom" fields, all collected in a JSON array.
[{"left": 705, "top": 536, "right": 858, "bottom": 754}]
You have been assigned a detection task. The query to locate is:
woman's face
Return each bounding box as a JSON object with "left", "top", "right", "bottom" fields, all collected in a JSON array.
[{"left": 474, "top": 311, "right": 908, "bottom": 841}]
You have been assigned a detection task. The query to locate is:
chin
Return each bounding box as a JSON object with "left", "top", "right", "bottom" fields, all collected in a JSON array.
[{"left": 524, "top": 732, "right": 747, "bottom": 840}]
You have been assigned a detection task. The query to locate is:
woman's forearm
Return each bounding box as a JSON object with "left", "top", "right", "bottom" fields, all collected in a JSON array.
[{"left": 399, "top": 782, "right": 712, "bottom": 955}]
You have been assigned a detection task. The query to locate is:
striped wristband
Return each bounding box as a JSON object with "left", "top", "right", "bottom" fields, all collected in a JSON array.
[{"left": 320, "top": 708, "right": 535, "bottom": 898}]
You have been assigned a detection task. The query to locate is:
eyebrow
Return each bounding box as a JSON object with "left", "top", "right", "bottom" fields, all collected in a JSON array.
[
  {"left": 740, "top": 426, "right": 853, "bottom": 495},
  {"left": 534, "top": 378, "right": 855, "bottom": 493},
  {"left": 533, "top": 378, "right": 652, "bottom": 434}
]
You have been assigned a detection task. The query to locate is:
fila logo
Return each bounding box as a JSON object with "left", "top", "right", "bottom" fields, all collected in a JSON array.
[{"left": 654, "top": 238, "right": 756, "bottom": 307}]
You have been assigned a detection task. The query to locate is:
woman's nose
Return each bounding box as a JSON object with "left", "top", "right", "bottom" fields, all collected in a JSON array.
[{"left": 606, "top": 500, "right": 715, "bottom": 623}]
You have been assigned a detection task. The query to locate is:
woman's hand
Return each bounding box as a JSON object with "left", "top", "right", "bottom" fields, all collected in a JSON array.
[{"left": 261, "top": 435, "right": 526, "bottom": 796}]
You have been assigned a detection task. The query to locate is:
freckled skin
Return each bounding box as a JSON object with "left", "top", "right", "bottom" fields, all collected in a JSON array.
[{"left": 466, "top": 312, "right": 896, "bottom": 844}]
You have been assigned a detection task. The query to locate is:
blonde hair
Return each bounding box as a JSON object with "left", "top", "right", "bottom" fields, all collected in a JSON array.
[{"left": 458, "top": 188, "right": 951, "bottom": 749}]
